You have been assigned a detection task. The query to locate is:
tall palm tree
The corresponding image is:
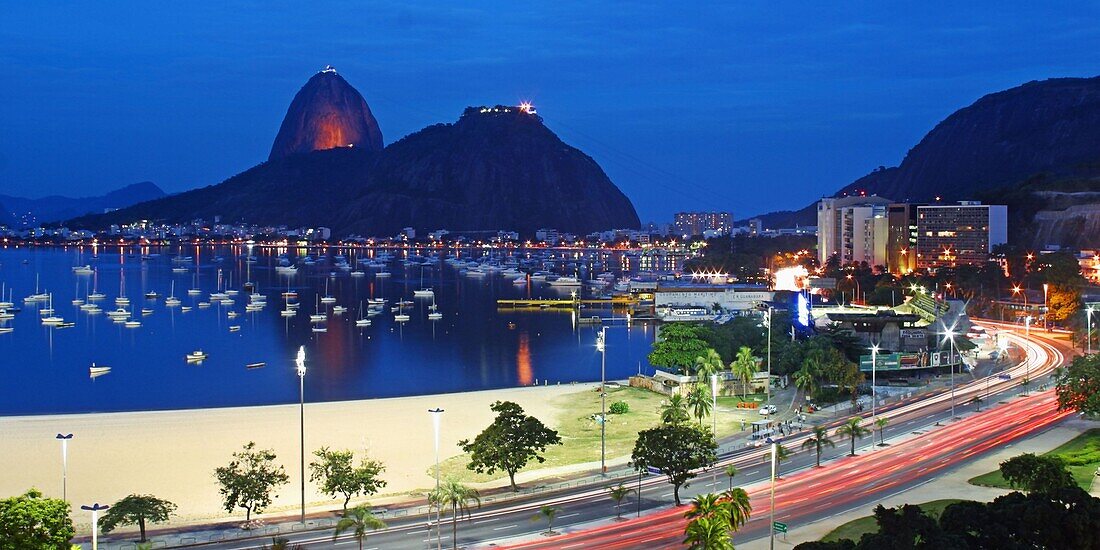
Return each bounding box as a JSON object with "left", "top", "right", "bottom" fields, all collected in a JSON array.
[
  {"left": 793, "top": 366, "right": 817, "bottom": 397},
  {"left": 693, "top": 348, "right": 724, "bottom": 381},
  {"left": 801, "top": 425, "right": 835, "bottom": 468},
  {"left": 333, "top": 506, "right": 386, "bottom": 550},
  {"left": 684, "top": 493, "right": 730, "bottom": 525},
  {"left": 773, "top": 443, "right": 791, "bottom": 478},
  {"left": 682, "top": 489, "right": 752, "bottom": 549},
  {"left": 730, "top": 346, "right": 758, "bottom": 398},
  {"left": 835, "top": 417, "right": 871, "bottom": 456},
  {"left": 874, "top": 417, "right": 889, "bottom": 446},
  {"left": 723, "top": 465, "right": 738, "bottom": 492},
  {"left": 660, "top": 394, "right": 691, "bottom": 425},
  {"left": 722, "top": 488, "right": 752, "bottom": 531},
  {"left": 428, "top": 480, "right": 481, "bottom": 549},
  {"left": 686, "top": 384, "right": 713, "bottom": 426},
  {"left": 530, "top": 505, "right": 559, "bottom": 535},
  {"left": 608, "top": 484, "right": 635, "bottom": 520}
]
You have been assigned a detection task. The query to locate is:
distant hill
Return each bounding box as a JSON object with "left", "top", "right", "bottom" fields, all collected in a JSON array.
[
  {"left": 1, "top": 181, "right": 166, "bottom": 225},
  {"left": 751, "top": 76, "right": 1100, "bottom": 247}
]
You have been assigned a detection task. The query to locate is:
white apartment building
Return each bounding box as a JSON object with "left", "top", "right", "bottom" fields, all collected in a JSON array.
[{"left": 817, "top": 195, "right": 893, "bottom": 266}]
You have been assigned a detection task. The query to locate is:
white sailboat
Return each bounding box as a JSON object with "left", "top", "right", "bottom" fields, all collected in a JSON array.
[{"left": 165, "top": 281, "right": 181, "bottom": 307}]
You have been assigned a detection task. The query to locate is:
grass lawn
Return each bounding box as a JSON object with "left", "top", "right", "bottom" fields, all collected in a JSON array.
[
  {"left": 821, "top": 499, "right": 963, "bottom": 542},
  {"left": 968, "top": 429, "right": 1100, "bottom": 490},
  {"left": 435, "top": 386, "right": 766, "bottom": 486}
]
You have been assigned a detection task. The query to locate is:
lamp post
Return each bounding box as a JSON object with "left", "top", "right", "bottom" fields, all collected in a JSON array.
[
  {"left": 295, "top": 345, "right": 306, "bottom": 524},
  {"left": 765, "top": 305, "right": 773, "bottom": 408},
  {"left": 870, "top": 343, "right": 879, "bottom": 441},
  {"left": 428, "top": 408, "right": 444, "bottom": 550},
  {"left": 55, "top": 433, "right": 73, "bottom": 501},
  {"left": 1043, "top": 283, "right": 1049, "bottom": 331},
  {"left": 769, "top": 442, "right": 777, "bottom": 550},
  {"left": 596, "top": 327, "right": 607, "bottom": 476},
  {"left": 1087, "top": 306, "right": 1094, "bottom": 355},
  {"left": 710, "top": 373, "right": 719, "bottom": 437},
  {"left": 942, "top": 324, "right": 957, "bottom": 420},
  {"left": 81, "top": 503, "right": 109, "bottom": 550}
]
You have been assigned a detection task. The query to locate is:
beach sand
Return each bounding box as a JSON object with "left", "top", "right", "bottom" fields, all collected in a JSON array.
[{"left": 1, "top": 383, "right": 592, "bottom": 524}]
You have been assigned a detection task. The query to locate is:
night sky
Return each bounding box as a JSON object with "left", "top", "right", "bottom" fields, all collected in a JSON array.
[{"left": 3, "top": 2, "right": 1099, "bottom": 223}]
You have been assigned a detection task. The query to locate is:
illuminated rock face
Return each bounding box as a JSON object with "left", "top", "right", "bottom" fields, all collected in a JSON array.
[{"left": 268, "top": 67, "right": 383, "bottom": 161}]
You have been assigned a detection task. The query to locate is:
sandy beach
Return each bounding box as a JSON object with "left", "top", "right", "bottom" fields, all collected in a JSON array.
[{"left": 1, "top": 383, "right": 593, "bottom": 525}]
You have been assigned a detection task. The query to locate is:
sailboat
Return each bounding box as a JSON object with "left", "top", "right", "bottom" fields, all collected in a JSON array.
[
  {"left": 88, "top": 268, "right": 106, "bottom": 301},
  {"left": 320, "top": 279, "right": 336, "bottom": 303},
  {"left": 115, "top": 270, "right": 130, "bottom": 307},
  {"left": 41, "top": 294, "right": 64, "bottom": 325},
  {"left": 24, "top": 275, "right": 49, "bottom": 302},
  {"left": 355, "top": 301, "right": 371, "bottom": 327},
  {"left": 428, "top": 298, "right": 443, "bottom": 320},
  {"left": 165, "top": 281, "right": 181, "bottom": 307},
  {"left": 0, "top": 284, "right": 13, "bottom": 309},
  {"left": 310, "top": 296, "right": 326, "bottom": 323},
  {"left": 187, "top": 270, "right": 202, "bottom": 296},
  {"left": 89, "top": 363, "right": 111, "bottom": 378}
]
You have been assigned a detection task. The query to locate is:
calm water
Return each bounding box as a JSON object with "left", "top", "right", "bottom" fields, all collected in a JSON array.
[{"left": 0, "top": 245, "right": 662, "bottom": 415}]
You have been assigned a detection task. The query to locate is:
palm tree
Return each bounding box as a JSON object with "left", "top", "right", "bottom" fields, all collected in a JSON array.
[
  {"left": 723, "top": 465, "right": 738, "bottom": 492},
  {"left": 874, "top": 417, "right": 889, "bottom": 446},
  {"left": 530, "top": 505, "right": 559, "bottom": 535},
  {"left": 730, "top": 346, "right": 758, "bottom": 398},
  {"left": 683, "top": 515, "right": 733, "bottom": 550},
  {"left": 686, "top": 384, "right": 713, "bottom": 426},
  {"left": 722, "top": 488, "right": 752, "bottom": 531},
  {"left": 608, "top": 483, "right": 635, "bottom": 520},
  {"left": 801, "top": 425, "right": 835, "bottom": 468},
  {"left": 684, "top": 493, "right": 730, "bottom": 525},
  {"left": 660, "top": 394, "right": 691, "bottom": 425},
  {"left": 793, "top": 366, "right": 816, "bottom": 397},
  {"left": 693, "top": 348, "right": 723, "bottom": 381},
  {"left": 333, "top": 506, "right": 386, "bottom": 550},
  {"left": 835, "top": 417, "right": 871, "bottom": 456},
  {"left": 428, "top": 480, "right": 481, "bottom": 549},
  {"left": 773, "top": 443, "right": 791, "bottom": 478}
]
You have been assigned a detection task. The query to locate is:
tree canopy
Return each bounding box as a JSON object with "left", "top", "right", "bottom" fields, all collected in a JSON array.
[
  {"left": 213, "top": 441, "right": 289, "bottom": 522},
  {"left": 998, "top": 453, "right": 1077, "bottom": 493},
  {"left": 631, "top": 424, "right": 718, "bottom": 505},
  {"left": 309, "top": 447, "right": 387, "bottom": 511},
  {"left": 648, "top": 324, "right": 711, "bottom": 374},
  {"left": 0, "top": 489, "right": 74, "bottom": 550},
  {"left": 99, "top": 494, "right": 177, "bottom": 542},
  {"left": 1056, "top": 353, "right": 1100, "bottom": 415},
  {"left": 459, "top": 401, "right": 562, "bottom": 491}
]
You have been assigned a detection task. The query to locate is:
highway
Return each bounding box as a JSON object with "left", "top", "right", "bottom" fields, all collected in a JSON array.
[{"left": 163, "top": 325, "right": 1072, "bottom": 549}]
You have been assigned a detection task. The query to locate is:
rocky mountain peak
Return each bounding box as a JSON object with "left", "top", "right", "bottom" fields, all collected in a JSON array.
[{"left": 268, "top": 68, "right": 384, "bottom": 161}]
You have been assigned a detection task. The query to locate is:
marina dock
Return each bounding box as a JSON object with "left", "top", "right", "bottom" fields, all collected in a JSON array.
[{"left": 496, "top": 296, "right": 639, "bottom": 308}]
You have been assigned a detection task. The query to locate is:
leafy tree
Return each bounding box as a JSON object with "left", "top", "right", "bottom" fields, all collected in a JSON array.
[
  {"left": 428, "top": 480, "right": 480, "bottom": 550},
  {"left": 309, "top": 447, "right": 387, "bottom": 511},
  {"left": 998, "top": 453, "right": 1076, "bottom": 493},
  {"left": 631, "top": 424, "right": 718, "bottom": 505},
  {"left": 648, "top": 324, "right": 711, "bottom": 374},
  {"left": 99, "top": 494, "right": 177, "bottom": 542},
  {"left": 213, "top": 442, "right": 289, "bottom": 522},
  {"left": 835, "top": 417, "right": 870, "bottom": 457},
  {"left": 607, "top": 484, "right": 634, "bottom": 520},
  {"left": 1055, "top": 353, "right": 1100, "bottom": 415},
  {"left": 660, "top": 394, "right": 691, "bottom": 425},
  {"left": 686, "top": 384, "right": 713, "bottom": 426},
  {"left": 802, "top": 425, "right": 836, "bottom": 468},
  {"left": 333, "top": 506, "right": 385, "bottom": 550},
  {"left": 793, "top": 366, "right": 817, "bottom": 396},
  {"left": 0, "top": 489, "right": 74, "bottom": 550},
  {"left": 724, "top": 465, "right": 738, "bottom": 492},
  {"left": 530, "top": 505, "right": 559, "bottom": 535},
  {"left": 874, "top": 417, "right": 889, "bottom": 446},
  {"left": 459, "top": 401, "right": 562, "bottom": 491},
  {"left": 693, "top": 348, "right": 724, "bottom": 381},
  {"left": 730, "top": 346, "right": 758, "bottom": 397}
]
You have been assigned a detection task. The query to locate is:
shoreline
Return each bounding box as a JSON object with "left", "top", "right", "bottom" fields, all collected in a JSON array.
[{"left": 2, "top": 382, "right": 602, "bottom": 526}]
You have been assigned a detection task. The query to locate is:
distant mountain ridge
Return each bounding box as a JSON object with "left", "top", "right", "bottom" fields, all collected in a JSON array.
[
  {"left": 747, "top": 76, "right": 1100, "bottom": 247},
  {"left": 1, "top": 181, "right": 166, "bottom": 226}
]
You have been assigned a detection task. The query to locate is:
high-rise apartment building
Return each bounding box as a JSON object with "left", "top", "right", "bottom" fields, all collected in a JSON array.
[
  {"left": 817, "top": 196, "right": 893, "bottom": 266},
  {"left": 915, "top": 202, "right": 1008, "bottom": 269},
  {"left": 673, "top": 212, "right": 733, "bottom": 237},
  {"left": 887, "top": 203, "right": 920, "bottom": 274}
]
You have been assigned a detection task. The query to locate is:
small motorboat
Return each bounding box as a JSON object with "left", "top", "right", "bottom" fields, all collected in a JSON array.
[
  {"left": 428, "top": 311, "right": 443, "bottom": 320},
  {"left": 124, "top": 320, "right": 141, "bottom": 328},
  {"left": 413, "top": 288, "right": 435, "bottom": 298},
  {"left": 229, "top": 325, "right": 241, "bottom": 332},
  {"left": 355, "top": 318, "right": 371, "bottom": 327},
  {"left": 246, "top": 362, "right": 265, "bottom": 369},
  {"left": 394, "top": 313, "right": 410, "bottom": 322},
  {"left": 89, "top": 363, "right": 111, "bottom": 378},
  {"left": 185, "top": 350, "right": 208, "bottom": 363}
]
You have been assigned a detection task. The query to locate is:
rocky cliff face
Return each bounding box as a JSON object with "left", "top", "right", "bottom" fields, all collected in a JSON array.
[
  {"left": 268, "top": 66, "right": 384, "bottom": 161},
  {"left": 341, "top": 106, "right": 640, "bottom": 236}
]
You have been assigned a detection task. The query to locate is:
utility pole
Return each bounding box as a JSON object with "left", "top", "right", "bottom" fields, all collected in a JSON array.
[{"left": 769, "top": 442, "right": 777, "bottom": 550}]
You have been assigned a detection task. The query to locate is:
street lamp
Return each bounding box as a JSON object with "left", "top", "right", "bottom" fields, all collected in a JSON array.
[
  {"left": 81, "top": 503, "right": 109, "bottom": 550},
  {"left": 710, "top": 373, "right": 719, "bottom": 437},
  {"left": 764, "top": 305, "right": 773, "bottom": 408},
  {"left": 596, "top": 327, "right": 607, "bottom": 476},
  {"left": 769, "top": 441, "right": 778, "bottom": 550},
  {"left": 942, "top": 323, "right": 957, "bottom": 420},
  {"left": 55, "top": 433, "right": 73, "bottom": 501},
  {"left": 428, "top": 408, "right": 444, "bottom": 550},
  {"left": 295, "top": 345, "right": 306, "bottom": 524},
  {"left": 1042, "top": 283, "right": 1049, "bottom": 331},
  {"left": 870, "top": 343, "right": 879, "bottom": 440},
  {"left": 1087, "top": 306, "right": 1094, "bottom": 355}
]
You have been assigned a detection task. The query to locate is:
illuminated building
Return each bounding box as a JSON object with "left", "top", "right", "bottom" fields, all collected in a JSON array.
[
  {"left": 915, "top": 202, "right": 1007, "bottom": 269},
  {"left": 887, "top": 203, "right": 920, "bottom": 274},
  {"left": 816, "top": 196, "right": 892, "bottom": 266},
  {"left": 672, "top": 212, "right": 733, "bottom": 237}
]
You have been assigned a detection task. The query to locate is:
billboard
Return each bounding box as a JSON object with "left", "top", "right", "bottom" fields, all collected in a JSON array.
[{"left": 859, "top": 352, "right": 923, "bottom": 372}]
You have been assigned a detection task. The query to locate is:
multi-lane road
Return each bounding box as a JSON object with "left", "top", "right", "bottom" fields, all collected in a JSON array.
[{"left": 162, "top": 324, "right": 1073, "bottom": 550}]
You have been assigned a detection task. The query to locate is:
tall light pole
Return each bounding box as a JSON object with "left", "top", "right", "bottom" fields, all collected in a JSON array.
[
  {"left": 870, "top": 343, "right": 879, "bottom": 436},
  {"left": 428, "top": 408, "right": 444, "bottom": 550},
  {"left": 81, "top": 503, "right": 109, "bottom": 550},
  {"left": 56, "top": 433, "right": 73, "bottom": 501},
  {"left": 596, "top": 327, "right": 607, "bottom": 476},
  {"left": 295, "top": 345, "right": 306, "bottom": 524},
  {"left": 710, "top": 373, "right": 719, "bottom": 437},
  {"left": 765, "top": 305, "right": 773, "bottom": 408},
  {"left": 769, "top": 441, "right": 777, "bottom": 550},
  {"left": 1087, "top": 306, "right": 1094, "bottom": 354},
  {"left": 1043, "top": 283, "right": 1049, "bottom": 331},
  {"left": 942, "top": 324, "right": 957, "bottom": 419}
]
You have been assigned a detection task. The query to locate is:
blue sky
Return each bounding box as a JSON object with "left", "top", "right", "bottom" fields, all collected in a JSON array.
[{"left": 2, "top": 2, "right": 1099, "bottom": 222}]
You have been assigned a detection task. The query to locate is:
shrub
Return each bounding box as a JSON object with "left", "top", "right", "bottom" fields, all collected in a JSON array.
[{"left": 609, "top": 401, "right": 630, "bottom": 415}]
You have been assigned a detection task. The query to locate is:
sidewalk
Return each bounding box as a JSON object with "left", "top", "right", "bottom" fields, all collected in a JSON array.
[{"left": 739, "top": 417, "right": 1098, "bottom": 549}]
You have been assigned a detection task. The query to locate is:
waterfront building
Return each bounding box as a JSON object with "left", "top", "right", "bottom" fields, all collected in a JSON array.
[
  {"left": 653, "top": 282, "right": 773, "bottom": 320},
  {"left": 816, "top": 195, "right": 893, "bottom": 266},
  {"left": 915, "top": 202, "right": 1007, "bottom": 269},
  {"left": 673, "top": 211, "right": 733, "bottom": 237}
]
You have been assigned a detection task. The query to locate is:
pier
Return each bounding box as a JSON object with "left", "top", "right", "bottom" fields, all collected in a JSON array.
[{"left": 496, "top": 296, "right": 639, "bottom": 308}]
